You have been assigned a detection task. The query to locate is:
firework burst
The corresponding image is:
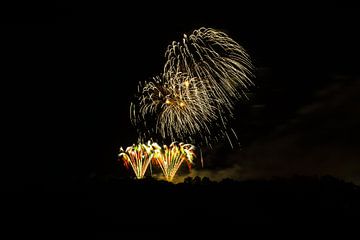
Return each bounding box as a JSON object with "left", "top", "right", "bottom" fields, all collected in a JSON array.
[
  {"left": 152, "top": 142, "right": 196, "bottom": 182},
  {"left": 118, "top": 142, "right": 155, "bottom": 179},
  {"left": 130, "top": 27, "right": 254, "bottom": 147},
  {"left": 132, "top": 72, "right": 217, "bottom": 142},
  {"left": 164, "top": 27, "right": 254, "bottom": 109}
]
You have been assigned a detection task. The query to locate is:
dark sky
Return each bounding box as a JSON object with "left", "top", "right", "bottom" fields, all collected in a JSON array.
[{"left": 3, "top": 2, "right": 359, "bottom": 188}]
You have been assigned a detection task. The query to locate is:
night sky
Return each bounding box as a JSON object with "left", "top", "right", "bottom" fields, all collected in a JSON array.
[
  {"left": 1, "top": 2, "right": 360, "bottom": 237},
  {"left": 3, "top": 1, "right": 359, "bottom": 188}
]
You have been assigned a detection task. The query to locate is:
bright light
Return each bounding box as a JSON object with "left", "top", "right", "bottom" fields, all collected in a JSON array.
[{"left": 119, "top": 141, "right": 195, "bottom": 182}]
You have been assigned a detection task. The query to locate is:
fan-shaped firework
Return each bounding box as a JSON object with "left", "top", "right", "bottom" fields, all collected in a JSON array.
[
  {"left": 118, "top": 141, "right": 196, "bottom": 181},
  {"left": 118, "top": 142, "right": 155, "bottom": 179},
  {"left": 152, "top": 142, "right": 195, "bottom": 182},
  {"left": 131, "top": 27, "right": 254, "bottom": 147}
]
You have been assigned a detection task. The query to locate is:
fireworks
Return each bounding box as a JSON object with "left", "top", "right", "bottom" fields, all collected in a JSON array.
[
  {"left": 120, "top": 27, "right": 255, "bottom": 180},
  {"left": 118, "top": 142, "right": 155, "bottom": 179},
  {"left": 131, "top": 27, "right": 254, "bottom": 147},
  {"left": 119, "top": 141, "right": 195, "bottom": 181},
  {"left": 132, "top": 73, "right": 217, "bottom": 142},
  {"left": 164, "top": 27, "right": 254, "bottom": 108},
  {"left": 152, "top": 142, "right": 195, "bottom": 182}
]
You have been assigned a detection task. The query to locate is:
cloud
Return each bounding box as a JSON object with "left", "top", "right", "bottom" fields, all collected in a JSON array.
[
  {"left": 179, "top": 76, "right": 360, "bottom": 185},
  {"left": 175, "top": 164, "right": 245, "bottom": 183}
]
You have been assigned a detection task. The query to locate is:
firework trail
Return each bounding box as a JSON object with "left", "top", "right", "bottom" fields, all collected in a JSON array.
[
  {"left": 118, "top": 141, "right": 156, "bottom": 179},
  {"left": 130, "top": 27, "right": 254, "bottom": 147},
  {"left": 152, "top": 142, "right": 195, "bottom": 182}
]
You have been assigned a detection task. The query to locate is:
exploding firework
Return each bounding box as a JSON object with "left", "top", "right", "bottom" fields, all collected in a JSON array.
[
  {"left": 131, "top": 72, "right": 217, "bottom": 142},
  {"left": 118, "top": 142, "right": 156, "bottom": 179},
  {"left": 164, "top": 27, "right": 254, "bottom": 108},
  {"left": 130, "top": 27, "right": 254, "bottom": 147},
  {"left": 152, "top": 142, "right": 196, "bottom": 182}
]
